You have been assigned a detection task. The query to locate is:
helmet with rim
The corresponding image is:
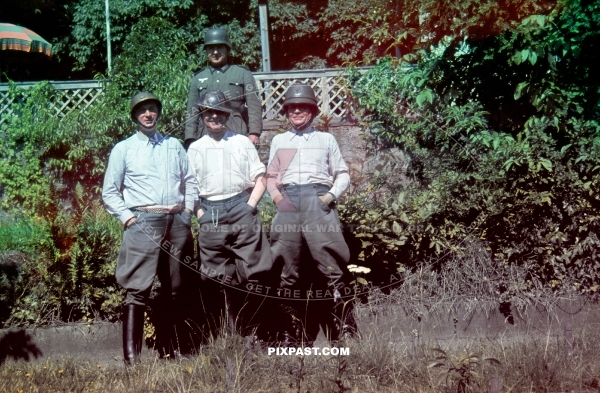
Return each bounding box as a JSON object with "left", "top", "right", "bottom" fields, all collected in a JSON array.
[
  {"left": 282, "top": 84, "right": 319, "bottom": 115},
  {"left": 130, "top": 91, "right": 162, "bottom": 122},
  {"left": 197, "top": 90, "right": 233, "bottom": 114},
  {"left": 203, "top": 28, "right": 232, "bottom": 49}
]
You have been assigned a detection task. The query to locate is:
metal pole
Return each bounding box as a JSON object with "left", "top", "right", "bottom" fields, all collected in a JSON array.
[
  {"left": 258, "top": 3, "right": 271, "bottom": 72},
  {"left": 105, "top": 0, "right": 112, "bottom": 74}
]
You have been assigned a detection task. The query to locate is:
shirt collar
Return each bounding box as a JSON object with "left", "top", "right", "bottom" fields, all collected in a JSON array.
[
  {"left": 210, "top": 64, "right": 230, "bottom": 74},
  {"left": 289, "top": 126, "right": 316, "bottom": 141},
  {"left": 136, "top": 131, "right": 163, "bottom": 146}
]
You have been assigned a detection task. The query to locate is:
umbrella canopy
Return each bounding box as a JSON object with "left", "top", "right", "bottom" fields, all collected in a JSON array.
[{"left": 0, "top": 23, "right": 52, "bottom": 56}]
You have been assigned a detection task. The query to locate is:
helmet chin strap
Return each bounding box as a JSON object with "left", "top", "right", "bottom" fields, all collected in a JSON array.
[
  {"left": 137, "top": 121, "right": 157, "bottom": 135},
  {"left": 291, "top": 113, "right": 313, "bottom": 131}
]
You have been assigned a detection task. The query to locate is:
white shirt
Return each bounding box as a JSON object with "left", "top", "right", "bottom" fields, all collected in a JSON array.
[
  {"left": 187, "top": 130, "right": 265, "bottom": 200},
  {"left": 266, "top": 127, "right": 350, "bottom": 201}
]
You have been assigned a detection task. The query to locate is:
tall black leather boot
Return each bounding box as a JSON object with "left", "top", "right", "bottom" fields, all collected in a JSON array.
[{"left": 122, "top": 304, "right": 144, "bottom": 366}]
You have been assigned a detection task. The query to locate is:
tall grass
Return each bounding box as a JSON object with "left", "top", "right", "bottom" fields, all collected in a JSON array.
[{"left": 1, "top": 311, "right": 599, "bottom": 392}]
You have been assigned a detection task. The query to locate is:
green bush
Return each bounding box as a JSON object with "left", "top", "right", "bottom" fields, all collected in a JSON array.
[
  {"left": 0, "top": 186, "right": 123, "bottom": 327},
  {"left": 341, "top": 0, "right": 600, "bottom": 295}
]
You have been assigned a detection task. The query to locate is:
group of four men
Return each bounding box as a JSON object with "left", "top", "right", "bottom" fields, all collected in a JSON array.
[{"left": 102, "top": 28, "right": 357, "bottom": 365}]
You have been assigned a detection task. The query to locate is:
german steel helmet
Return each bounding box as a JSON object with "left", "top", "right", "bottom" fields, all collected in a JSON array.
[
  {"left": 197, "top": 90, "right": 233, "bottom": 114},
  {"left": 204, "top": 28, "right": 232, "bottom": 49},
  {"left": 282, "top": 84, "right": 318, "bottom": 112},
  {"left": 130, "top": 91, "right": 162, "bottom": 122}
]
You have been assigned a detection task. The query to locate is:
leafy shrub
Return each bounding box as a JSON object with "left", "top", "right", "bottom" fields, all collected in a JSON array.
[
  {"left": 341, "top": 0, "right": 600, "bottom": 296},
  {"left": 0, "top": 186, "right": 123, "bottom": 327},
  {"left": 0, "top": 12, "right": 206, "bottom": 326}
]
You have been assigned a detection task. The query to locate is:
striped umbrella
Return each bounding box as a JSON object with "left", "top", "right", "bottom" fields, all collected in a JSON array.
[{"left": 0, "top": 23, "right": 52, "bottom": 56}]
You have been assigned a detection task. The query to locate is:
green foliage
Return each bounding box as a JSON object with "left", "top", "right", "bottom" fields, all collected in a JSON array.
[
  {"left": 320, "top": 0, "right": 556, "bottom": 65},
  {"left": 343, "top": 0, "right": 600, "bottom": 294},
  {"left": 0, "top": 186, "right": 123, "bottom": 327},
  {"left": 60, "top": 0, "right": 262, "bottom": 74}
]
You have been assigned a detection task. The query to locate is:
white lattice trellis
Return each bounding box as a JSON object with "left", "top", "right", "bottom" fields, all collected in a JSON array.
[
  {"left": 1, "top": 69, "right": 368, "bottom": 125},
  {"left": 254, "top": 69, "right": 352, "bottom": 121},
  {"left": 0, "top": 80, "right": 104, "bottom": 125}
]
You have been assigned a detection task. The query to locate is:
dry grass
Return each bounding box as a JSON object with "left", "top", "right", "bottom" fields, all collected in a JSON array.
[
  {"left": 1, "top": 313, "right": 600, "bottom": 393},
  {"left": 2, "top": 242, "right": 599, "bottom": 392}
]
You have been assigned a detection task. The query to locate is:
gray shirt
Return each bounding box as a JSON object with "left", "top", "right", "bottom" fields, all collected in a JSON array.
[{"left": 102, "top": 131, "right": 198, "bottom": 225}]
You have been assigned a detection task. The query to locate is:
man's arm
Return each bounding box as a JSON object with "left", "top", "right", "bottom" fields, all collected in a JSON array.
[
  {"left": 243, "top": 137, "right": 267, "bottom": 207},
  {"left": 179, "top": 143, "right": 198, "bottom": 212},
  {"left": 265, "top": 144, "right": 299, "bottom": 206},
  {"left": 102, "top": 145, "right": 135, "bottom": 226},
  {"left": 248, "top": 175, "right": 266, "bottom": 208},
  {"left": 265, "top": 138, "right": 283, "bottom": 203},
  {"left": 327, "top": 136, "right": 351, "bottom": 200},
  {"left": 242, "top": 69, "right": 263, "bottom": 137}
]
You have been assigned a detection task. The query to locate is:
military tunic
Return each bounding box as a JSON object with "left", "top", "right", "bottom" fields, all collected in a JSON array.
[{"left": 185, "top": 64, "right": 262, "bottom": 141}]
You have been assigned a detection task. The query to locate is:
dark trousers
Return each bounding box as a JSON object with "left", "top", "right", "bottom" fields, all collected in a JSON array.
[
  {"left": 270, "top": 184, "right": 350, "bottom": 291},
  {"left": 116, "top": 211, "right": 195, "bottom": 354},
  {"left": 116, "top": 211, "right": 193, "bottom": 306},
  {"left": 197, "top": 191, "right": 274, "bottom": 337},
  {"left": 270, "top": 184, "right": 353, "bottom": 343},
  {"left": 198, "top": 191, "right": 273, "bottom": 286}
]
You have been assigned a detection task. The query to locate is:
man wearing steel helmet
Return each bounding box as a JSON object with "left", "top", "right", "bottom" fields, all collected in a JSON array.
[
  {"left": 102, "top": 92, "right": 198, "bottom": 365},
  {"left": 265, "top": 84, "right": 358, "bottom": 345},
  {"left": 187, "top": 90, "right": 273, "bottom": 340},
  {"left": 184, "top": 28, "right": 262, "bottom": 149}
]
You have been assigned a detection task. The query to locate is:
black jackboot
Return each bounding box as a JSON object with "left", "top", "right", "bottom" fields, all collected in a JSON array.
[{"left": 122, "top": 304, "right": 144, "bottom": 366}]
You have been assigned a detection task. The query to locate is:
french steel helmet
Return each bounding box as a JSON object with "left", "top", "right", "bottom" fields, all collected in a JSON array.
[
  {"left": 282, "top": 84, "right": 319, "bottom": 113},
  {"left": 204, "top": 28, "right": 232, "bottom": 49},
  {"left": 129, "top": 91, "right": 162, "bottom": 122},
  {"left": 197, "top": 90, "right": 233, "bottom": 114}
]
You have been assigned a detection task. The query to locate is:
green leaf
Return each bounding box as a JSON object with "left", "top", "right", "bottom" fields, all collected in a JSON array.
[
  {"left": 514, "top": 82, "right": 529, "bottom": 100},
  {"left": 399, "top": 212, "right": 410, "bottom": 223},
  {"left": 560, "top": 144, "right": 571, "bottom": 154},
  {"left": 539, "top": 159, "right": 553, "bottom": 171},
  {"left": 529, "top": 51, "right": 537, "bottom": 65},
  {"left": 392, "top": 221, "right": 402, "bottom": 235}
]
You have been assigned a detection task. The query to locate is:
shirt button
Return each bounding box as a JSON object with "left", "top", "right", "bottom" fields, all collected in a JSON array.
[{"left": 216, "top": 80, "right": 219, "bottom": 82}]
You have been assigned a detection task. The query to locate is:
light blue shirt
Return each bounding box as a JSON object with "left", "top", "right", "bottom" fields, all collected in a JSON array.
[{"left": 102, "top": 131, "right": 198, "bottom": 225}]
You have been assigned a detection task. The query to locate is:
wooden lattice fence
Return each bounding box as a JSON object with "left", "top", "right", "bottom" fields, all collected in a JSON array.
[
  {"left": 254, "top": 68, "right": 352, "bottom": 121},
  {"left": 0, "top": 68, "right": 364, "bottom": 126},
  {"left": 0, "top": 80, "right": 105, "bottom": 125}
]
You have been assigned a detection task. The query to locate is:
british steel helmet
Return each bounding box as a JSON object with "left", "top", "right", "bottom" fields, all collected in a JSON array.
[
  {"left": 282, "top": 84, "right": 319, "bottom": 113},
  {"left": 203, "top": 28, "right": 232, "bottom": 49},
  {"left": 129, "top": 91, "right": 162, "bottom": 122},
  {"left": 197, "top": 90, "right": 233, "bottom": 114}
]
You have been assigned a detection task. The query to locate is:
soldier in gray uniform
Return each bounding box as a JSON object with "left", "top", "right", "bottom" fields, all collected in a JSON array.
[{"left": 184, "top": 28, "right": 262, "bottom": 149}]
